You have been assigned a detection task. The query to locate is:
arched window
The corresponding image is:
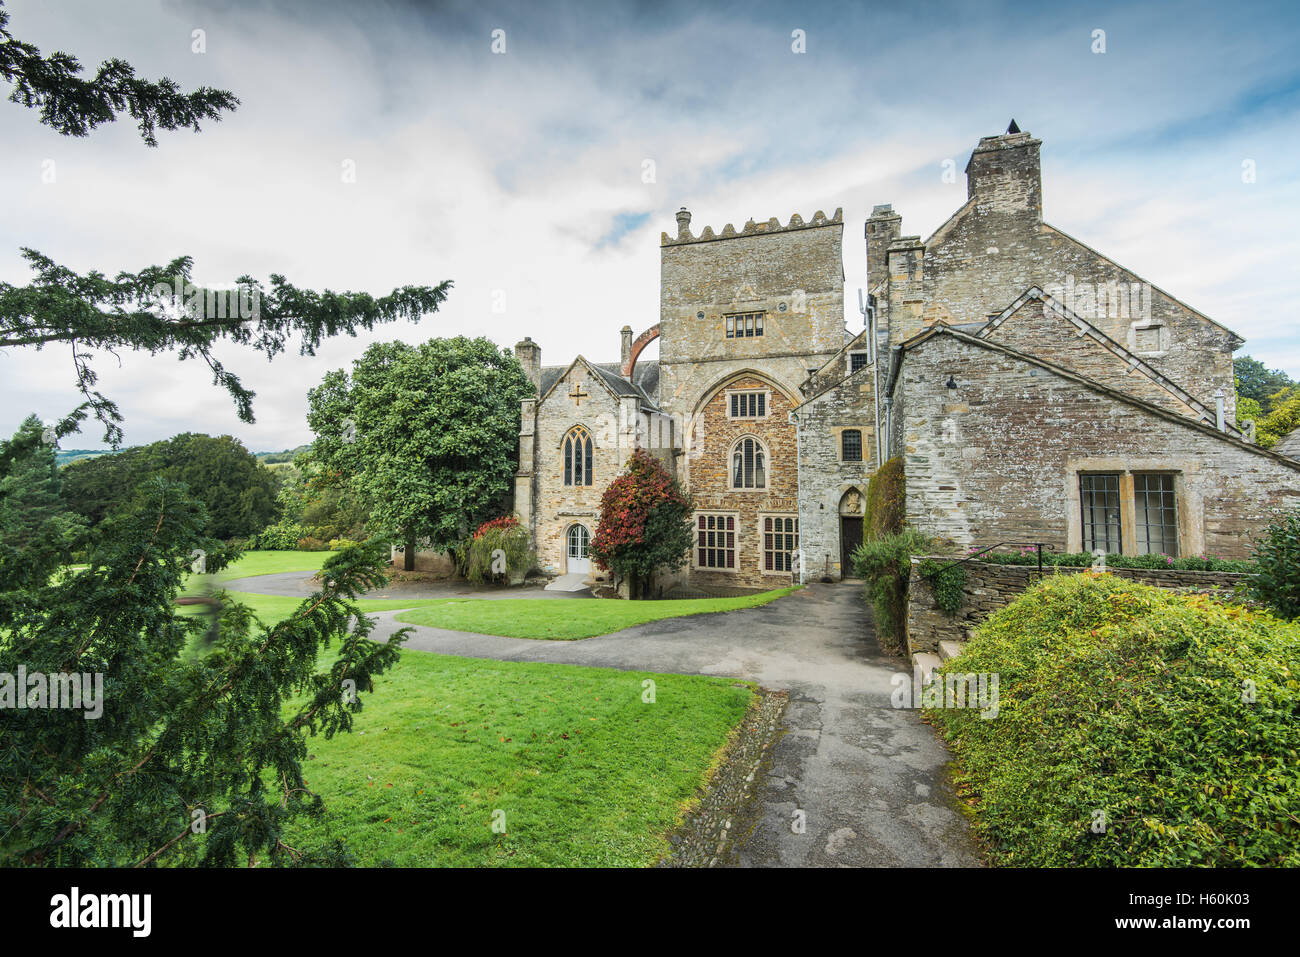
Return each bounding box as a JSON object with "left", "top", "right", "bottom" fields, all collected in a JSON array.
[
  {"left": 730, "top": 436, "right": 767, "bottom": 489},
  {"left": 563, "top": 426, "right": 594, "bottom": 486}
]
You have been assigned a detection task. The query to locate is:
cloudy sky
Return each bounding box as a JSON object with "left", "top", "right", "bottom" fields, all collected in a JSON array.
[{"left": 3, "top": 0, "right": 1298, "bottom": 452}]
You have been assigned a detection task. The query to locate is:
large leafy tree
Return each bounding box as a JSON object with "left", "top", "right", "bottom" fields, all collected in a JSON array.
[
  {"left": 589, "top": 449, "right": 693, "bottom": 599},
  {"left": 1235, "top": 355, "right": 1296, "bottom": 415},
  {"left": 0, "top": 4, "right": 447, "bottom": 865},
  {"left": 308, "top": 337, "right": 533, "bottom": 570},
  {"left": 61, "top": 432, "right": 279, "bottom": 539}
]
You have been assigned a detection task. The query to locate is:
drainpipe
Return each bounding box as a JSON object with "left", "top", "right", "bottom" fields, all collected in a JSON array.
[
  {"left": 1214, "top": 389, "right": 1226, "bottom": 432},
  {"left": 789, "top": 409, "right": 805, "bottom": 585}
]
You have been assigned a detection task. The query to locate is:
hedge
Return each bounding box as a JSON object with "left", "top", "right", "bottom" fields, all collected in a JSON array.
[{"left": 929, "top": 573, "right": 1300, "bottom": 866}]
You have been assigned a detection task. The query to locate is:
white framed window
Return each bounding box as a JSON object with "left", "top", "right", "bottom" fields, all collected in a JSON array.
[
  {"left": 762, "top": 515, "right": 798, "bottom": 573},
  {"left": 696, "top": 513, "right": 736, "bottom": 570},
  {"left": 728, "top": 390, "right": 768, "bottom": 419},
  {"left": 730, "top": 436, "right": 768, "bottom": 489}
]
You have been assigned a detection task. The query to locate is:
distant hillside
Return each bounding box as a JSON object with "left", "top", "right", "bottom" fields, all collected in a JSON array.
[
  {"left": 55, "top": 449, "right": 113, "bottom": 467},
  {"left": 255, "top": 444, "right": 312, "bottom": 465}
]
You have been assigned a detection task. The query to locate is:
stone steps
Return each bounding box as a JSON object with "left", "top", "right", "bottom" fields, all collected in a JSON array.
[
  {"left": 911, "top": 652, "right": 942, "bottom": 685},
  {"left": 938, "top": 639, "right": 967, "bottom": 661}
]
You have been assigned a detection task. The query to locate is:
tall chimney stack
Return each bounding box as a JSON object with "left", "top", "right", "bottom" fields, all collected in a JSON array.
[
  {"left": 965, "top": 125, "right": 1042, "bottom": 219},
  {"left": 514, "top": 336, "right": 541, "bottom": 394},
  {"left": 620, "top": 325, "right": 634, "bottom": 366}
]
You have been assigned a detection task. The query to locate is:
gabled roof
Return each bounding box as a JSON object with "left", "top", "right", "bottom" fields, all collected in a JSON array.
[
  {"left": 538, "top": 356, "right": 661, "bottom": 411},
  {"left": 975, "top": 286, "right": 1242, "bottom": 437},
  {"left": 1275, "top": 428, "right": 1300, "bottom": 461},
  {"left": 884, "top": 324, "right": 1300, "bottom": 473},
  {"left": 798, "top": 328, "right": 874, "bottom": 403}
]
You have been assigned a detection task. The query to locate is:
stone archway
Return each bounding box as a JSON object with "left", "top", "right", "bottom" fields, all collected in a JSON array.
[{"left": 621, "top": 323, "right": 659, "bottom": 378}]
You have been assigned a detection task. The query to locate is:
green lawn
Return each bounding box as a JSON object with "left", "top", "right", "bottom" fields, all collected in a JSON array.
[
  {"left": 212, "top": 549, "right": 331, "bottom": 582},
  {"left": 394, "top": 587, "right": 799, "bottom": 640},
  {"left": 277, "top": 650, "right": 755, "bottom": 866}
]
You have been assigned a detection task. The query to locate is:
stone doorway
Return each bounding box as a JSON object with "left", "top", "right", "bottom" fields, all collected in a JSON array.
[{"left": 839, "top": 487, "right": 865, "bottom": 576}]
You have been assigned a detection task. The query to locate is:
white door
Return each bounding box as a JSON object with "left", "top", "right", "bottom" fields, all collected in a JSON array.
[{"left": 566, "top": 524, "right": 591, "bottom": 574}]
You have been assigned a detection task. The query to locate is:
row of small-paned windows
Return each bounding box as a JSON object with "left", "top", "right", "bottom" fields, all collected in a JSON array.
[
  {"left": 1079, "top": 472, "right": 1179, "bottom": 556},
  {"left": 726, "top": 312, "right": 765, "bottom": 338},
  {"left": 763, "top": 516, "right": 799, "bottom": 572},
  {"left": 696, "top": 514, "right": 799, "bottom": 572},
  {"left": 563, "top": 426, "right": 593, "bottom": 486},
  {"left": 841, "top": 429, "right": 862, "bottom": 462},
  {"left": 697, "top": 514, "right": 735, "bottom": 568},
  {"left": 730, "top": 391, "right": 766, "bottom": 418}
]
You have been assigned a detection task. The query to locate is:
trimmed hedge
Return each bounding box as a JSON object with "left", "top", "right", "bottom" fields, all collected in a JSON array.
[
  {"left": 930, "top": 573, "right": 1300, "bottom": 866},
  {"left": 974, "top": 549, "right": 1253, "bottom": 573},
  {"left": 864, "top": 456, "right": 905, "bottom": 541},
  {"left": 852, "top": 529, "right": 931, "bottom": 655}
]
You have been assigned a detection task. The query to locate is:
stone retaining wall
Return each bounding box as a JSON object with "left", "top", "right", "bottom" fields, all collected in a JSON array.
[{"left": 906, "top": 555, "right": 1248, "bottom": 654}]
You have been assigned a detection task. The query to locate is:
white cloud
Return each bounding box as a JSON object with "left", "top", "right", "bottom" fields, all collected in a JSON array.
[{"left": 2, "top": 0, "right": 1298, "bottom": 451}]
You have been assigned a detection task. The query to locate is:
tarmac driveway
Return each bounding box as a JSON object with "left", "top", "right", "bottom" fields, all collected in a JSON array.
[{"left": 347, "top": 581, "right": 984, "bottom": 867}]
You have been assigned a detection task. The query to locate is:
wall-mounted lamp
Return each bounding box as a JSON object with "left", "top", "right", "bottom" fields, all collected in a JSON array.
[{"left": 945, "top": 375, "right": 958, "bottom": 389}]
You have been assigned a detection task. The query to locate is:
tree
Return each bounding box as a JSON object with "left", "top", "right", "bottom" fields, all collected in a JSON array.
[
  {"left": 308, "top": 338, "right": 533, "bottom": 570},
  {"left": 0, "top": 6, "right": 443, "bottom": 865},
  {"left": 1236, "top": 385, "right": 1300, "bottom": 449},
  {"left": 1235, "top": 355, "right": 1296, "bottom": 415},
  {"left": 0, "top": 415, "right": 86, "bottom": 559},
  {"left": 589, "top": 449, "right": 694, "bottom": 599},
  {"left": 61, "top": 433, "right": 280, "bottom": 539}
]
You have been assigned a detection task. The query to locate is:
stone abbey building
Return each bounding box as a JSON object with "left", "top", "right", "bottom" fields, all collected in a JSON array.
[{"left": 513, "top": 125, "right": 1300, "bottom": 592}]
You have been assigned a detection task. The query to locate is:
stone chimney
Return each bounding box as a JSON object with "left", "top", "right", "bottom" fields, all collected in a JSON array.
[
  {"left": 514, "top": 336, "right": 541, "bottom": 394},
  {"left": 965, "top": 125, "right": 1042, "bottom": 218},
  {"left": 620, "top": 325, "right": 634, "bottom": 366},
  {"left": 866, "top": 204, "right": 902, "bottom": 293},
  {"left": 675, "top": 207, "right": 692, "bottom": 240}
]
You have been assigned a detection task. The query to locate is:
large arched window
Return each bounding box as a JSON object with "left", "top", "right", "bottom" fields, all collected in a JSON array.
[
  {"left": 563, "top": 426, "right": 594, "bottom": 486},
  {"left": 730, "top": 436, "right": 767, "bottom": 489}
]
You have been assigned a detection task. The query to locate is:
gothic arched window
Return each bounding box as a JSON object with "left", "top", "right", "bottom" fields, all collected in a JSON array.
[
  {"left": 563, "top": 426, "right": 594, "bottom": 486},
  {"left": 730, "top": 436, "right": 767, "bottom": 489}
]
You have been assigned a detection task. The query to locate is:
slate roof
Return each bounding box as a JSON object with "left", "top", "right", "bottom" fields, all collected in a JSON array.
[
  {"left": 539, "top": 360, "right": 660, "bottom": 410},
  {"left": 1276, "top": 428, "right": 1300, "bottom": 461}
]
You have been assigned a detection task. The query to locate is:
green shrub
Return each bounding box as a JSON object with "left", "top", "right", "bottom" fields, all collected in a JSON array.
[
  {"left": 328, "top": 538, "right": 360, "bottom": 551},
  {"left": 974, "top": 549, "right": 1253, "bottom": 574},
  {"left": 851, "top": 529, "right": 931, "bottom": 654},
  {"left": 1248, "top": 508, "right": 1300, "bottom": 620},
  {"left": 929, "top": 573, "right": 1300, "bottom": 866},
  {"left": 465, "top": 522, "right": 534, "bottom": 584},
  {"left": 918, "top": 558, "right": 966, "bottom": 616},
  {"left": 863, "top": 456, "right": 905, "bottom": 541},
  {"left": 251, "top": 519, "right": 304, "bottom": 550}
]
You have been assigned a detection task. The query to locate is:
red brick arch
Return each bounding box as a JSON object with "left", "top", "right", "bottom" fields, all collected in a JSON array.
[{"left": 621, "top": 323, "right": 660, "bottom": 378}]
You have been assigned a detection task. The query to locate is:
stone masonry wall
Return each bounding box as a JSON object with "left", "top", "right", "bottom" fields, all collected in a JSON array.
[
  {"left": 896, "top": 332, "right": 1300, "bottom": 559},
  {"left": 883, "top": 132, "right": 1239, "bottom": 421},
  {"left": 905, "top": 556, "right": 1248, "bottom": 654},
  {"left": 796, "top": 363, "right": 878, "bottom": 580},
  {"left": 658, "top": 212, "right": 845, "bottom": 428},
  {"left": 686, "top": 374, "right": 799, "bottom": 590}
]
